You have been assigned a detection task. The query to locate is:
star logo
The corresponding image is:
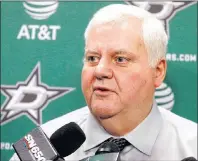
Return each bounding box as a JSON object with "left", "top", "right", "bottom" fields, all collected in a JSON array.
[
  {"left": 125, "top": 1, "right": 197, "bottom": 36},
  {"left": 0, "top": 62, "right": 75, "bottom": 126}
]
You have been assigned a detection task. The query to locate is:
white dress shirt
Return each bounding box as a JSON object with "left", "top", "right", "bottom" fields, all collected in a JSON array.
[{"left": 10, "top": 100, "right": 197, "bottom": 161}]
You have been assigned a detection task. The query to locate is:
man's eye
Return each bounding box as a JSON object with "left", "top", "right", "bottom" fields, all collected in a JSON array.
[
  {"left": 115, "top": 57, "right": 129, "bottom": 63},
  {"left": 86, "top": 56, "right": 99, "bottom": 63}
]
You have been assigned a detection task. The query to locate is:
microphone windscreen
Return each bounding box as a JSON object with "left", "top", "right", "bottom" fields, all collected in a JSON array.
[
  {"left": 50, "top": 122, "right": 86, "bottom": 157},
  {"left": 181, "top": 157, "right": 197, "bottom": 161}
]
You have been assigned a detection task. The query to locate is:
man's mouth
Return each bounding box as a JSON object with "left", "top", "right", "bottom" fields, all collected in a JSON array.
[
  {"left": 94, "top": 86, "right": 111, "bottom": 91},
  {"left": 93, "top": 86, "right": 114, "bottom": 96}
]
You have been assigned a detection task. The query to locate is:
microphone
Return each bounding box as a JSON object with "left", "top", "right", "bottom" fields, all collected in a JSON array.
[
  {"left": 12, "top": 122, "right": 86, "bottom": 161},
  {"left": 181, "top": 157, "right": 197, "bottom": 161},
  {"left": 50, "top": 122, "right": 86, "bottom": 158}
]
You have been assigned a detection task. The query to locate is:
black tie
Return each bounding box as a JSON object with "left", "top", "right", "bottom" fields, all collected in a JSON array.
[{"left": 95, "top": 137, "right": 130, "bottom": 155}]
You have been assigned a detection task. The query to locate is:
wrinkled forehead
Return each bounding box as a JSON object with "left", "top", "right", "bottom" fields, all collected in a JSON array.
[{"left": 85, "top": 17, "right": 144, "bottom": 54}]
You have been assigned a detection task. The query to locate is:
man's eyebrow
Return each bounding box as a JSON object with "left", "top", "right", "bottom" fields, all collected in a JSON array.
[
  {"left": 84, "top": 49, "right": 136, "bottom": 56},
  {"left": 114, "top": 50, "right": 135, "bottom": 55},
  {"left": 84, "top": 49, "right": 100, "bottom": 55}
]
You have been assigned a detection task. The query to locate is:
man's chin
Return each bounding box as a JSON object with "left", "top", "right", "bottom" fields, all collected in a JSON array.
[
  {"left": 93, "top": 110, "right": 117, "bottom": 120},
  {"left": 89, "top": 103, "right": 120, "bottom": 120},
  {"left": 98, "top": 114, "right": 114, "bottom": 120}
]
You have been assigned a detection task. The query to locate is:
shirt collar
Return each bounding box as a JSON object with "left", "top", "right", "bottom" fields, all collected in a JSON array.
[
  {"left": 83, "top": 100, "right": 163, "bottom": 156},
  {"left": 83, "top": 112, "right": 112, "bottom": 152},
  {"left": 123, "top": 100, "right": 163, "bottom": 155}
]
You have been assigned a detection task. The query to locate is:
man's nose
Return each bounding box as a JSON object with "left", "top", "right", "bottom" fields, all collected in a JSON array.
[{"left": 94, "top": 59, "right": 113, "bottom": 80}]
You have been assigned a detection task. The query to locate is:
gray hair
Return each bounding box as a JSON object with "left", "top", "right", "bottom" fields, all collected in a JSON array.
[{"left": 84, "top": 4, "right": 168, "bottom": 67}]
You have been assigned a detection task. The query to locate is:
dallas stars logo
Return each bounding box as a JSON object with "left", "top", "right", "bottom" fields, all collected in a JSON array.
[
  {"left": 125, "top": 1, "right": 197, "bottom": 36},
  {"left": 0, "top": 62, "right": 75, "bottom": 125}
]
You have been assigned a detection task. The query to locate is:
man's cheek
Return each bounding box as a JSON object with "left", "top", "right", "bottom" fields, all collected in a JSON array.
[
  {"left": 129, "top": 73, "right": 143, "bottom": 86},
  {"left": 125, "top": 74, "right": 146, "bottom": 93},
  {"left": 82, "top": 68, "right": 92, "bottom": 81},
  {"left": 82, "top": 69, "right": 94, "bottom": 90}
]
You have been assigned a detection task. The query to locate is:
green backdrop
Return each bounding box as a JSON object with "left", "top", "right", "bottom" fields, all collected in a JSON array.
[{"left": 1, "top": 1, "right": 197, "bottom": 161}]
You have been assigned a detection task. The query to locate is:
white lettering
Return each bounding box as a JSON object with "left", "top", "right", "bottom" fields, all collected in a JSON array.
[
  {"left": 34, "top": 151, "right": 46, "bottom": 161},
  {"left": 172, "top": 54, "right": 177, "bottom": 61},
  {"left": 180, "top": 54, "right": 184, "bottom": 61},
  {"left": 17, "top": 25, "right": 61, "bottom": 40},
  {"left": 49, "top": 25, "right": 61, "bottom": 40},
  {"left": 17, "top": 25, "right": 30, "bottom": 40},
  {"left": 166, "top": 53, "right": 197, "bottom": 62},
  {"left": 190, "top": 54, "right": 197, "bottom": 61},
  {"left": 24, "top": 134, "right": 46, "bottom": 161},
  {"left": 0, "top": 142, "right": 13, "bottom": 150},
  {"left": 166, "top": 53, "right": 171, "bottom": 61},
  {"left": 179, "top": 54, "right": 197, "bottom": 62},
  {"left": 185, "top": 54, "right": 190, "bottom": 62},
  {"left": 38, "top": 25, "right": 50, "bottom": 40},
  {"left": 5, "top": 143, "right": 10, "bottom": 150},
  {"left": 27, "top": 138, "right": 36, "bottom": 148},
  {"left": 28, "top": 25, "right": 39, "bottom": 39},
  {"left": 0, "top": 142, "right": 4, "bottom": 149},
  {"left": 31, "top": 146, "right": 40, "bottom": 154},
  {"left": 24, "top": 134, "right": 33, "bottom": 142}
]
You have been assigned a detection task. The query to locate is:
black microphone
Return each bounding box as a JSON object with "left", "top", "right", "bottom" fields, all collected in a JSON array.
[
  {"left": 12, "top": 122, "right": 86, "bottom": 161},
  {"left": 50, "top": 122, "right": 86, "bottom": 158},
  {"left": 181, "top": 157, "right": 197, "bottom": 161}
]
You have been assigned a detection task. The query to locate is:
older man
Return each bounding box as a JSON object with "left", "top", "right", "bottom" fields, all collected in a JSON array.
[{"left": 10, "top": 4, "right": 197, "bottom": 161}]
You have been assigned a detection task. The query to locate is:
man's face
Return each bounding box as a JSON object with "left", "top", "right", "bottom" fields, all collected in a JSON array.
[{"left": 81, "top": 18, "right": 156, "bottom": 120}]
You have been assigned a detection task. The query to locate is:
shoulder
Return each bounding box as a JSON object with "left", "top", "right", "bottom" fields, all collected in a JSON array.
[
  {"left": 159, "top": 107, "right": 197, "bottom": 148},
  {"left": 41, "top": 106, "right": 90, "bottom": 138},
  {"left": 159, "top": 107, "right": 197, "bottom": 131},
  {"left": 158, "top": 107, "right": 197, "bottom": 157}
]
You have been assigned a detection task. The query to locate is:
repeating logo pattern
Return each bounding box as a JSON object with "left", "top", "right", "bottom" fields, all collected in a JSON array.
[
  {"left": 18, "top": 1, "right": 61, "bottom": 40},
  {"left": 125, "top": 1, "right": 197, "bottom": 36},
  {"left": 23, "top": 1, "right": 59, "bottom": 20},
  {"left": 1, "top": 62, "right": 75, "bottom": 125},
  {"left": 155, "top": 82, "right": 175, "bottom": 111}
]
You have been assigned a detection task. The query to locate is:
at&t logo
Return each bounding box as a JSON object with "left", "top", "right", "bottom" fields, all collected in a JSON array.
[
  {"left": 155, "top": 82, "right": 175, "bottom": 111},
  {"left": 23, "top": 1, "right": 59, "bottom": 20},
  {"left": 17, "top": 0, "right": 61, "bottom": 41}
]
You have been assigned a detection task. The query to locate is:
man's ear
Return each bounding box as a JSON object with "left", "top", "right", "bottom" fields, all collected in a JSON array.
[{"left": 154, "top": 59, "right": 167, "bottom": 88}]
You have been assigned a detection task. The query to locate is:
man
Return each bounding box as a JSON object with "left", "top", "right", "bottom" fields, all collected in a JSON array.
[{"left": 10, "top": 4, "right": 197, "bottom": 161}]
